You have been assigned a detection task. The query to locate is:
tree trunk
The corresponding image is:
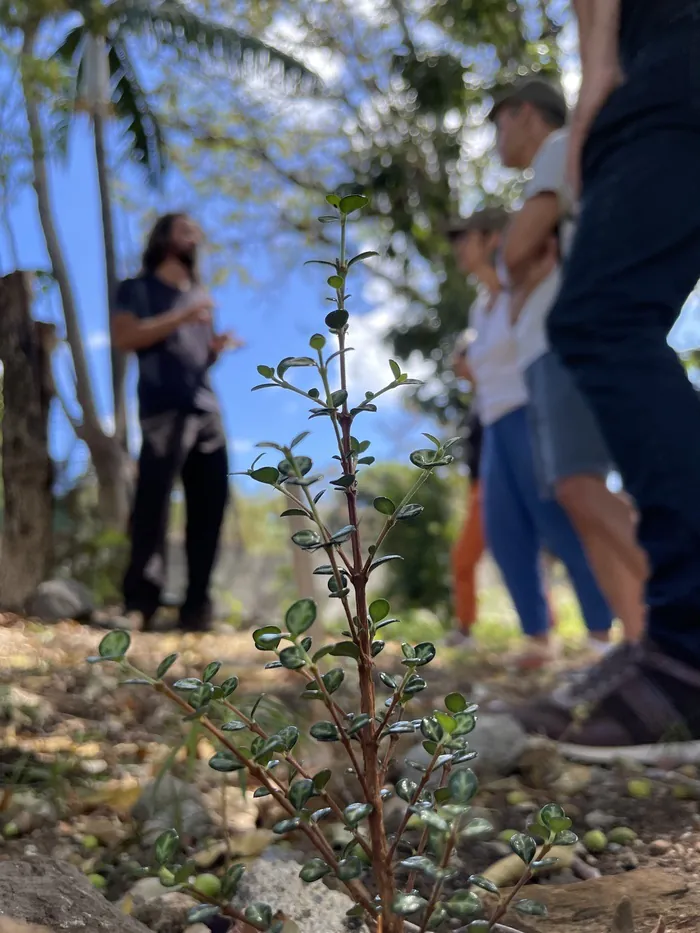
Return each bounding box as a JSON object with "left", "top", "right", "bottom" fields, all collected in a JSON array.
[
  {"left": 0, "top": 273, "right": 54, "bottom": 609},
  {"left": 93, "top": 109, "right": 128, "bottom": 449},
  {"left": 20, "top": 34, "right": 131, "bottom": 529}
]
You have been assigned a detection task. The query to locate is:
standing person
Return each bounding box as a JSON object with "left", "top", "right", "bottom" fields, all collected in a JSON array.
[
  {"left": 489, "top": 76, "right": 646, "bottom": 644},
  {"left": 111, "top": 213, "right": 239, "bottom": 632},
  {"left": 512, "top": 0, "right": 700, "bottom": 759},
  {"left": 448, "top": 209, "right": 612, "bottom": 667},
  {"left": 449, "top": 387, "right": 485, "bottom": 643}
]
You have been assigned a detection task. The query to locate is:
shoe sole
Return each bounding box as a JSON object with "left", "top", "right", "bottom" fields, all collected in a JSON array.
[{"left": 558, "top": 738, "right": 700, "bottom": 766}]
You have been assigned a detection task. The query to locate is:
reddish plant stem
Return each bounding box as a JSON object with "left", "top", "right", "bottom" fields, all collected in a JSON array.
[
  {"left": 488, "top": 842, "right": 553, "bottom": 929},
  {"left": 155, "top": 681, "right": 376, "bottom": 916},
  {"left": 387, "top": 749, "right": 442, "bottom": 861}
]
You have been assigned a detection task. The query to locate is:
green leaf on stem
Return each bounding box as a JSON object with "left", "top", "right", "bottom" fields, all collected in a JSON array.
[
  {"left": 330, "top": 524, "right": 355, "bottom": 544},
  {"left": 309, "top": 334, "right": 326, "bottom": 351},
  {"left": 421, "top": 717, "right": 444, "bottom": 743},
  {"left": 323, "top": 668, "right": 345, "bottom": 694},
  {"left": 221, "top": 863, "right": 246, "bottom": 899},
  {"left": 387, "top": 721, "right": 415, "bottom": 735},
  {"left": 209, "top": 753, "right": 244, "bottom": 773},
  {"left": 410, "top": 449, "right": 454, "bottom": 469},
  {"left": 156, "top": 654, "right": 178, "bottom": 679},
  {"left": 372, "top": 496, "right": 395, "bottom": 515},
  {"left": 289, "top": 779, "right": 315, "bottom": 811},
  {"left": 250, "top": 466, "right": 280, "bottom": 486},
  {"left": 291, "top": 529, "right": 323, "bottom": 550},
  {"left": 510, "top": 832, "right": 537, "bottom": 864},
  {"left": 348, "top": 250, "right": 378, "bottom": 266},
  {"left": 400, "top": 855, "right": 438, "bottom": 877},
  {"left": 328, "top": 275, "right": 344, "bottom": 289},
  {"left": 389, "top": 359, "right": 402, "bottom": 379},
  {"left": 257, "top": 365, "right": 274, "bottom": 378},
  {"left": 220, "top": 675, "right": 239, "bottom": 697},
  {"left": 445, "top": 692, "right": 467, "bottom": 713},
  {"left": 418, "top": 810, "right": 449, "bottom": 833},
  {"left": 286, "top": 598, "right": 317, "bottom": 637},
  {"left": 310, "top": 721, "right": 340, "bottom": 742},
  {"left": 222, "top": 719, "right": 247, "bottom": 732},
  {"left": 154, "top": 829, "right": 179, "bottom": 866},
  {"left": 468, "top": 874, "right": 499, "bottom": 895},
  {"left": 554, "top": 829, "right": 579, "bottom": 846},
  {"left": 369, "top": 598, "right": 390, "bottom": 623},
  {"left": 329, "top": 641, "right": 360, "bottom": 660},
  {"left": 343, "top": 802, "right": 373, "bottom": 827},
  {"left": 435, "top": 711, "right": 457, "bottom": 734},
  {"left": 279, "top": 646, "right": 306, "bottom": 670},
  {"left": 273, "top": 817, "right": 301, "bottom": 835},
  {"left": 300, "top": 858, "right": 332, "bottom": 882},
  {"left": 369, "top": 555, "right": 403, "bottom": 573},
  {"left": 326, "top": 309, "right": 349, "bottom": 330},
  {"left": 245, "top": 904, "right": 273, "bottom": 929},
  {"left": 313, "top": 769, "right": 332, "bottom": 791},
  {"left": 98, "top": 629, "right": 131, "bottom": 660},
  {"left": 202, "top": 661, "right": 221, "bottom": 682},
  {"left": 331, "top": 473, "right": 355, "bottom": 488},
  {"left": 326, "top": 194, "right": 341, "bottom": 207},
  {"left": 336, "top": 856, "right": 363, "bottom": 881},
  {"left": 396, "top": 778, "right": 418, "bottom": 802},
  {"left": 172, "top": 678, "right": 202, "bottom": 691},
  {"left": 339, "top": 194, "right": 368, "bottom": 214},
  {"left": 278, "top": 356, "right": 316, "bottom": 378},
  {"left": 396, "top": 503, "right": 424, "bottom": 520},
  {"left": 253, "top": 626, "right": 283, "bottom": 651},
  {"left": 379, "top": 672, "right": 396, "bottom": 689},
  {"left": 347, "top": 713, "right": 372, "bottom": 736},
  {"left": 449, "top": 768, "right": 479, "bottom": 804},
  {"left": 540, "top": 803, "right": 572, "bottom": 833},
  {"left": 462, "top": 818, "right": 494, "bottom": 840}
]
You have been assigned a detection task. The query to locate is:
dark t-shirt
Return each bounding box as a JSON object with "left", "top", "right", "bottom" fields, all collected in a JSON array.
[
  {"left": 619, "top": 0, "right": 697, "bottom": 64},
  {"left": 113, "top": 274, "right": 219, "bottom": 418}
]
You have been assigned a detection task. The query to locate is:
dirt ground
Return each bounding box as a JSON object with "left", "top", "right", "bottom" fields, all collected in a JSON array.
[{"left": 1, "top": 617, "right": 699, "bottom": 933}]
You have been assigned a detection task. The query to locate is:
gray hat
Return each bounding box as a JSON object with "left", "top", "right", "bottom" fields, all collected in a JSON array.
[
  {"left": 488, "top": 76, "right": 568, "bottom": 125},
  {"left": 446, "top": 206, "right": 510, "bottom": 240}
]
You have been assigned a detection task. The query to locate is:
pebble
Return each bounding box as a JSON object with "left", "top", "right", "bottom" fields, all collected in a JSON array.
[
  {"left": 621, "top": 852, "right": 639, "bottom": 870},
  {"left": 584, "top": 810, "right": 617, "bottom": 830},
  {"left": 649, "top": 839, "right": 672, "bottom": 856}
]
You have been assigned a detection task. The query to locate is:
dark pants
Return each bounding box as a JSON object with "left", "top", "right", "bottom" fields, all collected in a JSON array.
[
  {"left": 548, "top": 28, "right": 700, "bottom": 663},
  {"left": 124, "top": 409, "right": 229, "bottom": 619}
]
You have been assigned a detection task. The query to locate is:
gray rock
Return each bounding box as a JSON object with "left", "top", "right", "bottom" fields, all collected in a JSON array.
[
  {"left": 0, "top": 857, "right": 150, "bottom": 932},
  {"left": 130, "top": 891, "right": 197, "bottom": 933},
  {"left": 26, "top": 579, "right": 94, "bottom": 622},
  {"left": 584, "top": 809, "right": 618, "bottom": 830},
  {"left": 132, "top": 774, "right": 213, "bottom": 845},
  {"left": 403, "top": 713, "right": 527, "bottom": 781},
  {"left": 234, "top": 852, "right": 367, "bottom": 933}
]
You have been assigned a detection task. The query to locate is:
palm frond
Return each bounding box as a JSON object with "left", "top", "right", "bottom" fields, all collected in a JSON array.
[
  {"left": 106, "top": 0, "right": 320, "bottom": 91},
  {"left": 52, "top": 24, "right": 86, "bottom": 68},
  {"left": 109, "top": 40, "right": 167, "bottom": 186}
]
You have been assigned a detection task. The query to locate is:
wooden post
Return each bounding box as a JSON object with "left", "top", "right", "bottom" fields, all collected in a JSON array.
[{"left": 0, "top": 272, "right": 55, "bottom": 610}]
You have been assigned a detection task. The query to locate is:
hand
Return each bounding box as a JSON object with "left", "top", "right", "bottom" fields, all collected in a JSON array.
[
  {"left": 179, "top": 287, "right": 215, "bottom": 324},
  {"left": 210, "top": 331, "right": 244, "bottom": 359},
  {"left": 567, "top": 64, "right": 623, "bottom": 199}
]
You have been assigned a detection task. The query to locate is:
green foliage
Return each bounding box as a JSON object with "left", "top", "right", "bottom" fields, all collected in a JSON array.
[{"left": 91, "top": 195, "right": 570, "bottom": 933}]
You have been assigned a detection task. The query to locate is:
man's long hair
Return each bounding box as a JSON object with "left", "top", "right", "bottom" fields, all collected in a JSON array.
[{"left": 141, "top": 212, "right": 200, "bottom": 282}]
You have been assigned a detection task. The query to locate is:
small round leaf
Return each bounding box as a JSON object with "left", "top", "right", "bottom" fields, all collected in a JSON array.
[{"left": 98, "top": 629, "right": 130, "bottom": 660}]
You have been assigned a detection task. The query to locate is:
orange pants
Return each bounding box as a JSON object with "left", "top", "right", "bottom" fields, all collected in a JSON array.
[
  {"left": 451, "top": 481, "right": 557, "bottom": 634},
  {"left": 452, "top": 481, "right": 484, "bottom": 633}
]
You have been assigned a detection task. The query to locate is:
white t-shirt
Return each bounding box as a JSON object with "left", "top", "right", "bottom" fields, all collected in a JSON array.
[
  {"left": 513, "top": 128, "right": 575, "bottom": 370},
  {"left": 467, "top": 288, "right": 527, "bottom": 427}
]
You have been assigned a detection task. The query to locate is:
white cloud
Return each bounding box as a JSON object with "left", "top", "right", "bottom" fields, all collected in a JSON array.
[
  {"left": 342, "top": 279, "right": 435, "bottom": 404},
  {"left": 229, "top": 437, "right": 255, "bottom": 455}
]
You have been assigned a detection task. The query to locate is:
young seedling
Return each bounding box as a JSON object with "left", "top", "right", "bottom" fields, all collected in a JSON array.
[{"left": 91, "top": 194, "right": 575, "bottom": 933}]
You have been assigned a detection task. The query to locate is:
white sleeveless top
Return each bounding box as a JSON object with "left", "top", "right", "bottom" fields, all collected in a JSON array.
[{"left": 467, "top": 288, "right": 527, "bottom": 427}]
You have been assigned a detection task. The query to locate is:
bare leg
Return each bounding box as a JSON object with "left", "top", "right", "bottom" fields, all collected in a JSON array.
[{"left": 555, "top": 474, "right": 647, "bottom": 642}]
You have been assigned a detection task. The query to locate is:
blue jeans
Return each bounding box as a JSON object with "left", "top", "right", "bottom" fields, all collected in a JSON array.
[
  {"left": 482, "top": 407, "right": 612, "bottom": 637},
  {"left": 548, "top": 25, "right": 700, "bottom": 663}
]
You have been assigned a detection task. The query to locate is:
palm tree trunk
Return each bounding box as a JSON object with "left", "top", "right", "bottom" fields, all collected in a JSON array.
[
  {"left": 93, "top": 108, "right": 128, "bottom": 449},
  {"left": 21, "top": 31, "right": 131, "bottom": 529}
]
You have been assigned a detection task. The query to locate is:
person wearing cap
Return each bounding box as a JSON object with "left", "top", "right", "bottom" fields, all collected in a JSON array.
[
  {"left": 500, "top": 0, "right": 700, "bottom": 760},
  {"left": 490, "top": 75, "right": 646, "bottom": 650},
  {"left": 448, "top": 208, "right": 612, "bottom": 667}
]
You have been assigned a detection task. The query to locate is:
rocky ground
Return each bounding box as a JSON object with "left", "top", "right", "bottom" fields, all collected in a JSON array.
[{"left": 1, "top": 616, "right": 699, "bottom": 933}]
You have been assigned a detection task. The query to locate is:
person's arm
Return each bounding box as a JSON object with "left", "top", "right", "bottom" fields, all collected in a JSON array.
[
  {"left": 502, "top": 192, "right": 559, "bottom": 289},
  {"left": 111, "top": 292, "right": 213, "bottom": 353},
  {"left": 568, "top": 0, "right": 623, "bottom": 195}
]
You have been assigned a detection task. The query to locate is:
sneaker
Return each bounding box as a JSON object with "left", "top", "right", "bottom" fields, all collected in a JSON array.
[
  {"left": 92, "top": 608, "right": 153, "bottom": 632},
  {"left": 511, "top": 641, "right": 700, "bottom": 765},
  {"left": 443, "top": 631, "right": 478, "bottom": 650},
  {"left": 501, "top": 639, "right": 557, "bottom": 671}
]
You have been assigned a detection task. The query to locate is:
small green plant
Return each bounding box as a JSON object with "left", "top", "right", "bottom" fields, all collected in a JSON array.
[{"left": 91, "top": 194, "right": 576, "bottom": 933}]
